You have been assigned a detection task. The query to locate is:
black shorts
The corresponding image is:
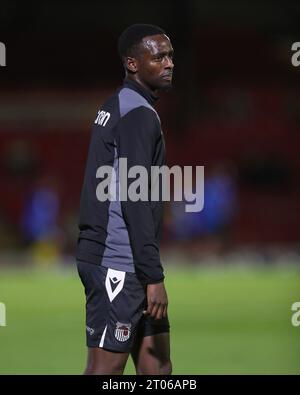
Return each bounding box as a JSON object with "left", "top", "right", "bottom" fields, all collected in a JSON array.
[{"left": 76, "top": 260, "right": 170, "bottom": 353}]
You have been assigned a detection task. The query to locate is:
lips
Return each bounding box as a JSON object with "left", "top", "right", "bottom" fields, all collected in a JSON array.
[{"left": 162, "top": 74, "right": 173, "bottom": 80}]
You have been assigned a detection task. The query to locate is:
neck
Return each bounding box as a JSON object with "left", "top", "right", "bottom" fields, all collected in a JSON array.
[{"left": 126, "top": 74, "right": 158, "bottom": 97}]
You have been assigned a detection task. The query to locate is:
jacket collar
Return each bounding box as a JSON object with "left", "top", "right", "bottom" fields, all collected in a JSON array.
[{"left": 123, "top": 78, "right": 158, "bottom": 106}]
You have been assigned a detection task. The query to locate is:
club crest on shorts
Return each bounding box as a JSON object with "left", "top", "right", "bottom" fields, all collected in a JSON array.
[{"left": 115, "top": 322, "right": 131, "bottom": 342}]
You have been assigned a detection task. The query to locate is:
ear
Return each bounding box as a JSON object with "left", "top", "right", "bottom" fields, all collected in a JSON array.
[{"left": 125, "top": 56, "right": 138, "bottom": 73}]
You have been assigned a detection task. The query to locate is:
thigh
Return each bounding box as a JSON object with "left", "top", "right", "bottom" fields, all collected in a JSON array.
[
  {"left": 131, "top": 313, "right": 171, "bottom": 374},
  {"left": 85, "top": 347, "right": 130, "bottom": 375},
  {"left": 131, "top": 332, "right": 171, "bottom": 375}
]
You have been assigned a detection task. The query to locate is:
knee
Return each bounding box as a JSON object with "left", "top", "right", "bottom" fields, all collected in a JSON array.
[
  {"left": 137, "top": 359, "right": 172, "bottom": 375},
  {"left": 84, "top": 362, "right": 125, "bottom": 375},
  {"left": 84, "top": 366, "right": 124, "bottom": 375}
]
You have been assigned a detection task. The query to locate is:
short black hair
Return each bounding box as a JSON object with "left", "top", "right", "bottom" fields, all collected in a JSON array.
[{"left": 118, "top": 24, "right": 166, "bottom": 59}]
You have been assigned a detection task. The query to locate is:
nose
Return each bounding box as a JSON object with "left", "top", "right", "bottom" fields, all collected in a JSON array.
[{"left": 164, "top": 56, "right": 174, "bottom": 69}]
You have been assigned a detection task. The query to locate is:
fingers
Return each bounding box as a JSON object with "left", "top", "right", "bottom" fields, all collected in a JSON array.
[
  {"left": 162, "top": 304, "right": 168, "bottom": 318},
  {"left": 143, "top": 301, "right": 168, "bottom": 320},
  {"left": 142, "top": 303, "right": 154, "bottom": 315},
  {"left": 155, "top": 304, "right": 165, "bottom": 320},
  {"left": 146, "top": 300, "right": 156, "bottom": 317}
]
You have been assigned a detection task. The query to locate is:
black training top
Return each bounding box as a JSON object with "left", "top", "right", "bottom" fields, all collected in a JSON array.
[{"left": 76, "top": 78, "right": 166, "bottom": 285}]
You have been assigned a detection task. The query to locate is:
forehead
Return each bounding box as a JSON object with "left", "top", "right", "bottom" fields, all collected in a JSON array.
[{"left": 141, "top": 34, "right": 173, "bottom": 55}]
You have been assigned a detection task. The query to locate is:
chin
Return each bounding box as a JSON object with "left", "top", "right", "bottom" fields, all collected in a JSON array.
[{"left": 159, "top": 81, "right": 173, "bottom": 91}]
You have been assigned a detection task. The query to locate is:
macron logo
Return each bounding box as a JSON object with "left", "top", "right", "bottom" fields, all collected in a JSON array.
[{"left": 95, "top": 110, "right": 110, "bottom": 127}]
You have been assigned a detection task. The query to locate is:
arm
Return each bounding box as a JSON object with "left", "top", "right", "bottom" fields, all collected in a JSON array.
[{"left": 117, "top": 106, "right": 164, "bottom": 285}]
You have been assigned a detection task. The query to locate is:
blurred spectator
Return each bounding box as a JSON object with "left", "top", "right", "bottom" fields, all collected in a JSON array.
[
  {"left": 169, "top": 162, "right": 238, "bottom": 259},
  {"left": 20, "top": 174, "right": 63, "bottom": 266}
]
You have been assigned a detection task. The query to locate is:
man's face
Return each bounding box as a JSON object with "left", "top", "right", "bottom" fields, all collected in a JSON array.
[{"left": 128, "top": 34, "right": 174, "bottom": 91}]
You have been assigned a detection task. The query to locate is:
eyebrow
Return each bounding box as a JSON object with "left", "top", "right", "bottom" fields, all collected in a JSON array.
[{"left": 153, "top": 49, "right": 174, "bottom": 57}]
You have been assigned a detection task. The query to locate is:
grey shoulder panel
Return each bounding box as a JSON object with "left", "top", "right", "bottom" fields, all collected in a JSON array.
[{"left": 118, "top": 87, "right": 159, "bottom": 119}]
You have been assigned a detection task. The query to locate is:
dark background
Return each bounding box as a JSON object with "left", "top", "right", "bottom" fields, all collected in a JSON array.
[{"left": 1, "top": 0, "right": 300, "bottom": 262}]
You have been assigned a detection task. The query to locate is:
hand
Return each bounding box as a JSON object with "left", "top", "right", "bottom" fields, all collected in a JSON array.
[{"left": 143, "top": 281, "right": 168, "bottom": 320}]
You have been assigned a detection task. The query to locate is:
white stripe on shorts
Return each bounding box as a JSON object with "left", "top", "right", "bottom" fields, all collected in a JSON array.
[{"left": 99, "top": 325, "right": 108, "bottom": 348}]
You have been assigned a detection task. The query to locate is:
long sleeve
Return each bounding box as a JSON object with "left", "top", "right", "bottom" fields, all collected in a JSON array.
[{"left": 116, "top": 106, "right": 164, "bottom": 285}]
